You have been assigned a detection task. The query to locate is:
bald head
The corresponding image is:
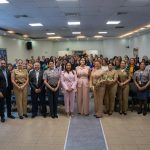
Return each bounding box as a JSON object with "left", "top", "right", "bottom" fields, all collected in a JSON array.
[{"left": 34, "top": 62, "right": 40, "bottom": 71}]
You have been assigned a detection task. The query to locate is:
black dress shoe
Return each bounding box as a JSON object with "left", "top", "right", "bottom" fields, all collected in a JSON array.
[
  {"left": 143, "top": 111, "right": 147, "bottom": 116},
  {"left": 8, "top": 115, "right": 15, "bottom": 119},
  {"left": 31, "top": 115, "right": 36, "bottom": 118},
  {"left": 138, "top": 110, "right": 142, "bottom": 114},
  {"left": 43, "top": 114, "right": 47, "bottom": 118},
  {"left": 119, "top": 112, "right": 122, "bottom": 115},
  {"left": 1, "top": 118, "right": 5, "bottom": 123},
  {"left": 19, "top": 116, "right": 24, "bottom": 119},
  {"left": 55, "top": 115, "right": 58, "bottom": 118},
  {"left": 23, "top": 114, "right": 28, "bottom": 118},
  {"left": 123, "top": 112, "right": 127, "bottom": 115},
  {"left": 108, "top": 113, "right": 112, "bottom": 116},
  {"left": 51, "top": 115, "right": 55, "bottom": 119}
]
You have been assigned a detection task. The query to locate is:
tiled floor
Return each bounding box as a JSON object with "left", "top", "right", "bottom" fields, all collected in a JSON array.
[
  {"left": 1, "top": 110, "right": 150, "bottom": 150},
  {"left": 0, "top": 114, "right": 69, "bottom": 150},
  {"left": 101, "top": 111, "right": 150, "bottom": 150}
]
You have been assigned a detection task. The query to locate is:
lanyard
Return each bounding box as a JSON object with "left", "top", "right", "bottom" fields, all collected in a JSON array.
[{"left": 139, "top": 71, "right": 143, "bottom": 81}]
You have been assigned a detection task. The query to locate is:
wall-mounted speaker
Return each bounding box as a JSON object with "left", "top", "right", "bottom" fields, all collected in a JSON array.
[{"left": 26, "top": 42, "right": 32, "bottom": 50}]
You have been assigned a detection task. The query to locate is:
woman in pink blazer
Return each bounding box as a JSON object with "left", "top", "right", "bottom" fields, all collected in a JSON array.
[
  {"left": 61, "top": 62, "right": 77, "bottom": 117},
  {"left": 76, "top": 58, "right": 90, "bottom": 116}
]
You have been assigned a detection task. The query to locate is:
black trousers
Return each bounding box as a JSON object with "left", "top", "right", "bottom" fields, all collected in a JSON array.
[
  {"left": 47, "top": 88, "right": 59, "bottom": 117},
  {"left": 31, "top": 90, "right": 46, "bottom": 116},
  {"left": 5, "top": 89, "right": 12, "bottom": 116},
  {"left": 0, "top": 97, "right": 5, "bottom": 118}
]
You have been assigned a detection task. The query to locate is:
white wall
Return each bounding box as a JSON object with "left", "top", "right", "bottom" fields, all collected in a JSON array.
[
  {"left": 101, "top": 39, "right": 133, "bottom": 58},
  {"left": 129, "top": 33, "right": 150, "bottom": 60},
  {"left": 0, "top": 37, "right": 54, "bottom": 63},
  {"left": 0, "top": 36, "right": 28, "bottom": 63},
  {"left": 0, "top": 32, "right": 150, "bottom": 63}
]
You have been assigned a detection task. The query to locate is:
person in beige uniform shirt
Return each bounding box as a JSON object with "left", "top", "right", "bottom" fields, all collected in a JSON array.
[
  {"left": 104, "top": 63, "right": 118, "bottom": 115},
  {"left": 11, "top": 59, "right": 29, "bottom": 119},
  {"left": 90, "top": 60, "right": 106, "bottom": 118},
  {"left": 117, "top": 60, "right": 131, "bottom": 115}
]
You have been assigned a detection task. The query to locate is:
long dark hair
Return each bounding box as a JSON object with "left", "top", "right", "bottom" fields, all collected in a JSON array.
[{"left": 64, "top": 62, "right": 74, "bottom": 74}]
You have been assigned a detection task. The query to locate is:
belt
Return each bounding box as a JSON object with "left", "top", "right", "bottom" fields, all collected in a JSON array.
[
  {"left": 16, "top": 83, "right": 24, "bottom": 86},
  {"left": 49, "top": 84, "right": 57, "bottom": 88}
]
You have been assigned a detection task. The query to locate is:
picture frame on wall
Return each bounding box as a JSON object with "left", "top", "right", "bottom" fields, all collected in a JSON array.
[
  {"left": 133, "top": 48, "right": 139, "bottom": 57},
  {"left": 0, "top": 48, "right": 7, "bottom": 62}
]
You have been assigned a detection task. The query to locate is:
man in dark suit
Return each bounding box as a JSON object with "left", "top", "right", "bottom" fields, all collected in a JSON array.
[
  {"left": 0, "top": 60, "right": 15, "bottom": 123},
  {"left": 29, "top": 62, "right": 47, "bottom": 118}
]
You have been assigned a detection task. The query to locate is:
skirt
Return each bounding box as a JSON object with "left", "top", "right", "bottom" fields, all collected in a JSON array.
[{"left": 137, "top": 89, "right": 149, "bottom": 100}]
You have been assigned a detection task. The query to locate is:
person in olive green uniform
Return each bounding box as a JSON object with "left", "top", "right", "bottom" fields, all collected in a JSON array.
[
  {"left": 11, "top": 59, "right": 29, "bottom": 119},
  {"left": 104, "top": 63, "right": 118, "bottom": 115},
  {"left": 117, "top": 60, "right": 131, "bottom": 115}
]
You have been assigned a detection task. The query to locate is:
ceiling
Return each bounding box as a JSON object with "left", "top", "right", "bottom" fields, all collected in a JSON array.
[{"left": 0, "top": 0, "right": 150, "bottom": 39}]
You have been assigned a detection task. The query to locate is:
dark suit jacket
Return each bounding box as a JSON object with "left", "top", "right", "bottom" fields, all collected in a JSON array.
[
  {"left": 29, "top": 69, "right": 45, "bottom": 92},
  {"left": 0, "top": 68, "right": 12, "bottom": 96}
]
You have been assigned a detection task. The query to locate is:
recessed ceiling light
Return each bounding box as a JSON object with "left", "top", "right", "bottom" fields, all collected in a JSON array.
[
  {"left": 119, "top": 24, "right": 150, "bottom": 38},
  {"left": 23, "top": 34, "right": 29, "bottom": 38},
  {"left": 29, "top": 23, "right": 43, "bottom": 27},
  {"left": 139, "top": 28, "right": 146, "bottom": 31},
  {"left": 0, "top": 0, "right": 9, "bottom": 3},
  {"left": 7, "top": 30, "right": 15, "bottom": 34},
  {"left": 48, "top": 36, "right": 62, "bottom": 39},
  {"left": 68, "top": 22, "right": 80, "bottom": 25},
  {"left": 46, "top": 33, "right": 55, "bottom": 35},
  {"left": 145, "top": 24, "right": 150, "bottom": 28},
  {"left": 106, "top": 21, "right": 121, "bottom": 25},
  {"left": 98, "top": 32, "right": 108, "bottom": 34},
  {"left": 94, "top": 35, "right": 103, "bottom": 38},
  {"left": 76, "top": 35, "right": 86, "bottom": 39},
  {"left": 72, "top": 32, "right": 81, "bottom": 35}
]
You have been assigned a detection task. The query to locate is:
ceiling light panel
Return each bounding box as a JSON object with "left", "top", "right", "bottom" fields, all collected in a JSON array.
[
  {"left": 46, "top": 33, "right": 56, "bottom": 35},
  {"left": 48, "top": 36, "right": 62, "bottom": 39},
  {"left": 94, "top": 35, "right": 103, "bottom": 38},
  {"left": 0, "top": 0, "right": 9, "bottom": 3},
  {"left": 7, "top": 30, "right": 15, "bottom": 34},
  {"left": 106, "top": 21, "right": 121, "bottom": 25},
  {"left": 98, "top": 32, "right": 108, "bottom": 34},
  {"left": 76, "top": 35, "right": 86, "bottom": 38},
  {"left": 29, "top": 23, "right": 43, "bottom": 27},
  {"left": 68, "top": 22, "right": 80, "bottom": 25},
  {"left": 72, "top": 32, "right": 81, "bottom": 35}
]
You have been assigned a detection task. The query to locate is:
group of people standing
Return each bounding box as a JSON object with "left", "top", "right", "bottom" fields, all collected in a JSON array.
[{"left": 0, "top": 54, "right": 150, "bottom": 123}]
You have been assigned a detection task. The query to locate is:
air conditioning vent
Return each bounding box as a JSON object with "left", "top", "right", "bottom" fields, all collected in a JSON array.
[
  {"left": 15, "top": 15, "right": 29, "bottom": 18},
  {"left": 117, "top": 12, "right": 128, "bottom": 15},
  {"left": 65, "top": 12, "right": 80, "bottom": 17},
  {"left": 115, "top": 26, "right": 125, "bottom": 29}
]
